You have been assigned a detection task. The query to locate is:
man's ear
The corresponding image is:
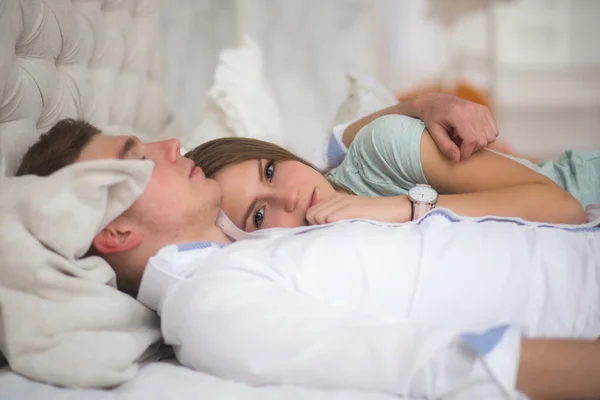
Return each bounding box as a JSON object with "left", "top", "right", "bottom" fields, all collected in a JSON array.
[{"left": 92, "top": 219, "right": 143, "bottom": 254}]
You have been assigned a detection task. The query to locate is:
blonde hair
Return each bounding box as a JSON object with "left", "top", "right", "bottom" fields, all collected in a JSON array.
[{"left": 185, "top": 137, "right": 353, "bottom": 194}]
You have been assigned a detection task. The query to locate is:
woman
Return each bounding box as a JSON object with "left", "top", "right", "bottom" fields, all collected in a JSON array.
[{"left": 186, "top": 115, "right": 593, "bottom": 232}]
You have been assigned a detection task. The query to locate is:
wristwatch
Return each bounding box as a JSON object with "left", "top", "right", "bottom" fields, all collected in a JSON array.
[{"left": 408, "top": 184, "right": 438, "bottom": 221}]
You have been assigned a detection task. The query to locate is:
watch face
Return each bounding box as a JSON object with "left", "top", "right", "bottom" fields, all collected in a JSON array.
[{"left": 409, "top": 186, "right": 438, "bottom": 203}]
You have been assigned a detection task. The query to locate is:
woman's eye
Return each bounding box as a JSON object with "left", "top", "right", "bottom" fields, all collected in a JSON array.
[
  {"left": 254, "top": 207, "right": 265, "bottom": 228},
  {"left": 265, "top": 161, "right": 274, "bottom": 181}
]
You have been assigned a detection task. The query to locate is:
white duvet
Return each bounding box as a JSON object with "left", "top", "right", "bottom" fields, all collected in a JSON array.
[{"left": 0, "top": 361, "right": 399, "bottom": 400}]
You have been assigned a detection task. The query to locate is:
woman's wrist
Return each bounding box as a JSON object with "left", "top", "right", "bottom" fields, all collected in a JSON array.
[{"left": 391, "top": 196, "right": 412, "bottom": 223}]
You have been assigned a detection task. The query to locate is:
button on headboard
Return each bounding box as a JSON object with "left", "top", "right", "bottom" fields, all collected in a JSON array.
[{"left": 0, "top": 0, "right": 182, "bottom": 176}]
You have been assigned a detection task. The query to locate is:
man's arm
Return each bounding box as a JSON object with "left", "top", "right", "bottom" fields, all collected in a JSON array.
[
  {"left": 518, "top": 339, "right": 600, "bottom": 400},
  {"left": 162, "top": 270, "right": 600, "bottom": 398},
  {"left": 161, "top": 273, "right": 524, "bottom": 398},
  {"left": 342, "top": 93, "right": 498, "bottom": 161}
]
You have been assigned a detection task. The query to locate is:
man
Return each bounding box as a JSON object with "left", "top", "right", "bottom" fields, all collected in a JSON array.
[{"left": 16, "top": 98, "right": 600, "bottom": 399}]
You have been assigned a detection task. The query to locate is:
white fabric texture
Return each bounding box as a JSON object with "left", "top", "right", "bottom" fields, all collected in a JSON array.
[
  {"left": 0, "top": 0, "right": 183, "bottom": 177},
  {"left": 137, "top": 210, "right": 600, "bottom": 398},
  {"left": 186, "top": 36, "right": 283, "bottom": 151},
  {"left": 0, "top": 160, "right": 161, "bottom": 388}
]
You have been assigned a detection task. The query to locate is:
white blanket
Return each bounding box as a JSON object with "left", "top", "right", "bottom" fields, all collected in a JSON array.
[
  {"left": 0, "top": 160, "right": 161, "bottom": 388},
  {"left": 0, "top": 361, "right": 399, "bottom": 400}
]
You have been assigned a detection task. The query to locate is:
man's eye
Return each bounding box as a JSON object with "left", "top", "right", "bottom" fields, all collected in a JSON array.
[
  {"left": 129, "top": 151, "right": 146, "bottom": 160},
  {"left": 265, "top": 161, "right": 274, "bottom": 181},
  {"left": 254, "top": 207, "right": 265, "bottom": 228}
]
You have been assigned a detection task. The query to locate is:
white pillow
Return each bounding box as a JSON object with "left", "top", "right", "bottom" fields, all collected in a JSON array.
[
  {"left": 331, "top": 70, "right": 399, "bottom": 127},
  {"left": 185, "top": 36, "right": 283, "bottom": 151},
  {"left": 310, "top": 71, "right": 399, "bottom": 170},
  {"left": 185, "top": 37, "right": 396, "bottom": 172},
  {"left": 0, "top": 160, "right": 161, "bottom": 388}
]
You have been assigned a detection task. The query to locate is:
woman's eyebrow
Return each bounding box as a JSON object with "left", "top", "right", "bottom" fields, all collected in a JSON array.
[{"left": 118, "top": 136, "right": 141, "bottom": 159}]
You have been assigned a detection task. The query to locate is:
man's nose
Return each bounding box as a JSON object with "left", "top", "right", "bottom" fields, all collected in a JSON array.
[{"left": 153, "top": 139, "right": 180, "bottom": 163}]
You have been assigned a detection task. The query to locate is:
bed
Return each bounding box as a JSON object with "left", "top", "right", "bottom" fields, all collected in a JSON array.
[{"left": 0, "top": 1, "right": 402, "bottom": 399}]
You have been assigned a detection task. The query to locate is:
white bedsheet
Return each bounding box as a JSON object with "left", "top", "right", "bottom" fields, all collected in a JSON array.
[{"left": 0, "top": 361, "right": 399, "bottom": 400}]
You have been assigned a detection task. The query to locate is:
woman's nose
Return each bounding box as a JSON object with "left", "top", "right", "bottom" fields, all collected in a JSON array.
[{"left": 270, "top": 187, "right": 299, "bottom": 213}]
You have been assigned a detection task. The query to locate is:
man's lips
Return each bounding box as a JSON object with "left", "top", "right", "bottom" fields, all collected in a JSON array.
[
  {"left": 188, "top": 159, "right": 202, "bottom": 178},
  {"left": 190, "top": 166, "right": 203, "bottom": 178}
]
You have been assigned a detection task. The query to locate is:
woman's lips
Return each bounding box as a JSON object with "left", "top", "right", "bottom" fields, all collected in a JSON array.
[{"left": 309, "top": 188, "right": 318, "bottom": 208}]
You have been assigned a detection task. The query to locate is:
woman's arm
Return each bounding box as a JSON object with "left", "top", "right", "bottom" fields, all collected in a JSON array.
[
  {"left": 342, "top": 93, "right": 498, "bottom": 161},
  {"left": 315, "top": 116, "right": 584, "bottom": 225},
  {"left": 420, "top": 130, "right": 586, "bottom": 224}
]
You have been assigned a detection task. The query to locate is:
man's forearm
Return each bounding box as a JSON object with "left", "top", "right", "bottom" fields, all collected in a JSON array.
[
  {"left": 342, "top": 101, "right": 420, "bottom": 148},
  {"left": 517, "top": 338, "right": 600, "bottom": 400}
]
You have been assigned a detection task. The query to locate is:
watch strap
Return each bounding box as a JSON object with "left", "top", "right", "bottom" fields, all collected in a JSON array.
[{"left": 413, "top": 202, "right": 431, "bottom": 221}]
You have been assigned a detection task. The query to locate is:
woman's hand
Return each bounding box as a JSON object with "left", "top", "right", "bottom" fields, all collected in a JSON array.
[{"left": 306, "top": 192, "right": 411, "bottom": 225}]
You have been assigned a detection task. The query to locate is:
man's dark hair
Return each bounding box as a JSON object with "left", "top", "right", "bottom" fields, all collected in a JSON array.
[{"left": 16, "top": 119, "right": 101, "bottom": 177}]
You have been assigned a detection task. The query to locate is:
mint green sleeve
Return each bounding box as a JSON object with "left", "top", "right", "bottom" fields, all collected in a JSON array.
[{"left": 329, "top": 115, "right": 428, "bottom": 195}]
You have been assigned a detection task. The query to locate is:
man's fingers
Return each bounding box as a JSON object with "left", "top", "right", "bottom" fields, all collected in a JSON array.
[
  {"left": 460, "top": 138, "right": 478, "bottom": 159},
  {"left": 473, "top": 104, "right": 497, "bottom": 144},
  {"left": 457, "top": 105, "right": 492, "bottom": 155},
  {"left": 483, "top": 108, "right": 499, "bottom": 142},
  {"left": 428, "top": 124, "right": 461, "bottom": 162}
]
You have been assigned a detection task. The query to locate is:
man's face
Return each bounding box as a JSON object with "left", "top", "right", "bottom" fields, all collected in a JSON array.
[{"left": 79, "top": 134, "right": 221, "bottom": 241}]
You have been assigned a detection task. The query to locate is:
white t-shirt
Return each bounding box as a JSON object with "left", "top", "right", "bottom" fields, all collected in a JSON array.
[{"left": 137, "top": 209, "right": 600, "bottom": 399}]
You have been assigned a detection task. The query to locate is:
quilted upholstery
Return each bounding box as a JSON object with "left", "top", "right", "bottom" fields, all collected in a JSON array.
[{"left": 0, "top": 0, "right": 182, "bottom": 176}]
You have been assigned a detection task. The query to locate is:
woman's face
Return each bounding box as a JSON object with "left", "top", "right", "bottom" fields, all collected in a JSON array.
[{"left": 214, "top": 159, "right": 336, "bottom": 231}]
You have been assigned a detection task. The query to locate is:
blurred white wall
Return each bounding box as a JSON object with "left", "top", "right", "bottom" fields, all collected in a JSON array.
[
  {"left": 373, "top": 0, "right": 600, "bottom": 158},
  {"left": 452, "top": 0, "right": 600, "bottom": 159},
  {"left": 159, "top": 0, "right": 376, "bottom": 159},
  {"left": 159, "top": 0, "right": 600, "bottom": 160}
]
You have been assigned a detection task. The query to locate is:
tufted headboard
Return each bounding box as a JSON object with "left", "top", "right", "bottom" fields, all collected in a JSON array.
[{"left": 0, "top": 0, "right": 183, "bottom": 176}]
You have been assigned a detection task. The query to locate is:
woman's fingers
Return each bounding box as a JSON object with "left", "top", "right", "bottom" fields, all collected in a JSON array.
[{"left": 306, "top": 194, "right": 345, "bottom": 225}]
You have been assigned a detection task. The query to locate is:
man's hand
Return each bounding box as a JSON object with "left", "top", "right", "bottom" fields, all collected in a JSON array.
[
  {"left": 410, "top": 93, "right": 498, "bottom": 161},
  {"left": 306, "top": 192, "right": 411, "bottom": 225},
  {"left": 342, "top": 93, "right": 499, "bottom": 163}
]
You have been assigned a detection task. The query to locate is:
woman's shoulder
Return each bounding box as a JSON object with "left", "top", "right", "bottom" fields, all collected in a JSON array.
[
  {"left": 349, "top": 115, "right": 425, "bottom": 159},
  {"left": 326, "top": 114, "right": 428, "bottom": 192}
]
